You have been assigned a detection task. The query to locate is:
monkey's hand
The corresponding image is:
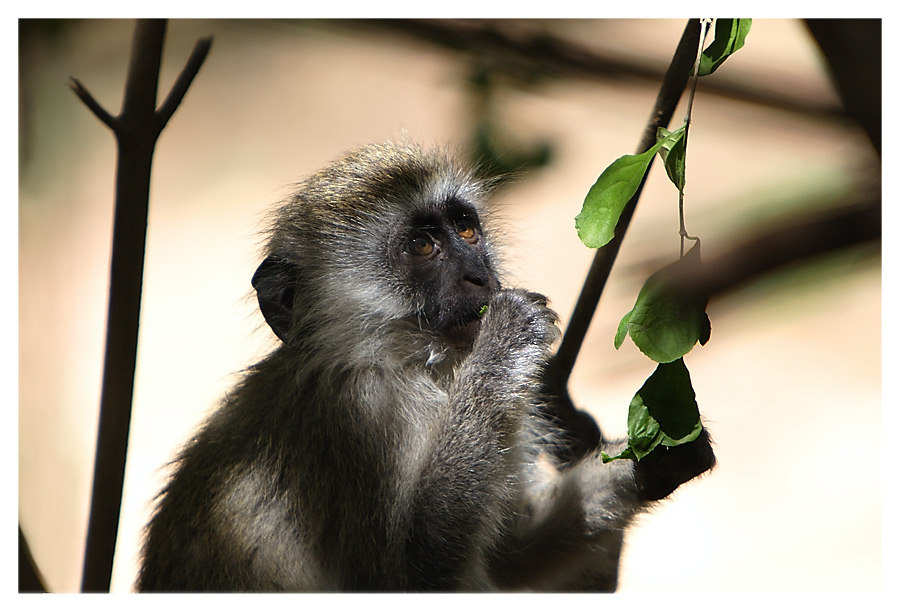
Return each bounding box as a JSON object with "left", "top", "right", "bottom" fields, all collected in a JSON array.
[
  {"left": 473, "top": 289, "right": 560, "bottom": 375},
  {"left": 632, "top": 426, "right": 716, "bottom": 501}
]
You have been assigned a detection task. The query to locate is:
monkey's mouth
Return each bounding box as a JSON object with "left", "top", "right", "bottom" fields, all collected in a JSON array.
[{"left": 440, "top": 311, "right": 484, "bottom": 349}]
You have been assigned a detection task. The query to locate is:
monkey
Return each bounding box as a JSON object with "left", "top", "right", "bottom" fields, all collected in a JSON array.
[{"left": 137, "top": 141, "right": 715, "bottom": 592}]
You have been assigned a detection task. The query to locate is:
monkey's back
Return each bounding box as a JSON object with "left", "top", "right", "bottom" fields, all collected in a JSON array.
[
  {"left": 138, "top": 351, "right": 431, "bottom": 592},
  {"left": 138, "top": 356, "right": 337, "bottom": 591}
]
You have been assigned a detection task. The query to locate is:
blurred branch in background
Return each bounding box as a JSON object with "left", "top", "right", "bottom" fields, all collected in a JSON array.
[
  {"left": 365, "top": 19, "right": 847, "bottom": 122},
  {"left": 805, "top": 19, "right": 881, "bottom": 155},
  {"left": 687, "top": 194, "right": 880, "bottom": 302}
]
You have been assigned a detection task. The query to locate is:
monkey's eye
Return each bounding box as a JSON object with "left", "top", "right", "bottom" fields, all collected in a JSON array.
[
  {"left": 408, "top": 234, "right": 434, "bottom": 257},
  {"left": 455, "top": 220, "right": 478, "bottom": 243}
]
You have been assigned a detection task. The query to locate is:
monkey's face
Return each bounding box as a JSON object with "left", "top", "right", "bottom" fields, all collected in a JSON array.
[
  {"left": 254, "top": 143, "right": 501, "bottom": 353},
  {"left": 392, "top": 200, "right": 499, "bottom": 349}
]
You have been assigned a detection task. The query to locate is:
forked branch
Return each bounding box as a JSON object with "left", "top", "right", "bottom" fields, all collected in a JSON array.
[{"left": 74, "top": 19, "right": 212, "bottom": 593}]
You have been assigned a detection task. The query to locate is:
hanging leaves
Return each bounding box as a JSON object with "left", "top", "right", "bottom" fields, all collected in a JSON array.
[{"left": 582, "top": 19, "right": 751, "bottom": 462}]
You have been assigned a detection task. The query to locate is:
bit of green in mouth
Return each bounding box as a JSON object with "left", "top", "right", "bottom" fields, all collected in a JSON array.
[{"left": 477, "top": 304, "right": 488, "bottom": 318}]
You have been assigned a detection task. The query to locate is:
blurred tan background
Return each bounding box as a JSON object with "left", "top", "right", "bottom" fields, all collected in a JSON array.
[{"left": 19, "top": 19, "right": 881, "bottom": 593}]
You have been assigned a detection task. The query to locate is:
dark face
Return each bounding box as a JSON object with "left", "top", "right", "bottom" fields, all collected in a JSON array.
[{"left": 392, "top": 200, "right": 499, "bottom": 349}]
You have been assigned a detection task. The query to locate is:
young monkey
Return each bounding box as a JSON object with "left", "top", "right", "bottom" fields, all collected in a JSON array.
[{"left": 137, "top": 141, "right": 715, "bottom": 592}]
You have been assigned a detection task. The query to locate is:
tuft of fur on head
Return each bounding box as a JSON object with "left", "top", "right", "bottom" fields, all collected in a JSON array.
[{"left": 261, "top": 141, "right": 503, "bottom": 370}]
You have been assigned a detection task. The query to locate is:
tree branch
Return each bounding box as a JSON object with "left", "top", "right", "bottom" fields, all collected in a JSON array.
[
  {"left": 67, "top": 77, "right": 117, "bottom": 131},
  {"left": 119, "top": 19, "right": 166, "bottom": 134},
  {"left": 76, "top": 19, "right": 212, "bottom": 593},
  {"left": 157, "top": 35, "right": 213, "bottom": 128}
]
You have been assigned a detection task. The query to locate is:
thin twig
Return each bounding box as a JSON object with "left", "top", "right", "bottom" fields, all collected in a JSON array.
[
  {"left": 157, "top": 36, "right": 213, "bottom": 127},
  {"left": 67, "top": 77, "right": 118, "bottom": 131},
  {"left": 678, "top": 18, "right": 712, "bottom": 257}
]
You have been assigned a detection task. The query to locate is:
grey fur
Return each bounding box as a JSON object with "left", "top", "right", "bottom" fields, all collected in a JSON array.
[{"left": 137, "top": 141, "right": 715, "bottom": 592}]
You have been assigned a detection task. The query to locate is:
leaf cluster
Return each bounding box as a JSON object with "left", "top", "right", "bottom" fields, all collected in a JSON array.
[{"left": 576, "top": 19, "right": 750, "bottom": 463}]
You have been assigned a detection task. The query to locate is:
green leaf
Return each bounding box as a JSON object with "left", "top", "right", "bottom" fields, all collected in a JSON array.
[
  {"left": 576, "top": 127, "right": 685, "bottom": 249},
  {"left": 615, "top": 242, "right": 711, "bottom": 363},
  {"left": 603, "top": 359, "right": 703, "bottom": 462},
  {"left": 614, "top": 308, "right": 631, "bottom": 349},
  {"left": 626, "top": 388, "right": 665, "bottom": 460},
  {"left": 639, "top": 358, "right": 702, "bottom": 446},
  {"left": 601, "top": 446, "right": 636, "bottom": 463},
  {"left": 698, "top": 19, "right": 752, "bottom": 76},
  {"left": 575, "top": 148, "right": 658, "bottom": 249},
  {"left": 656, "top": 125, "right": 687, "bottom": 191}
]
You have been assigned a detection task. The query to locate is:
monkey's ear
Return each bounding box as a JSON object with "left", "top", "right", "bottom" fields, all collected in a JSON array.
[{"left": 251, "top": 254, "right": 299, "bottom": 343}]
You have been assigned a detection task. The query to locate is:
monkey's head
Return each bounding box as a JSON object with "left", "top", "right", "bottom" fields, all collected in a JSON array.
[{"left": 252, "top": 142, "right": 502, "bottom": 359}]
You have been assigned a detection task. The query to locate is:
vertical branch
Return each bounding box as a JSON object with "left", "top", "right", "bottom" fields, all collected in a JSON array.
[
  {"left": 72, "top": 19, "right": 212, "bottom": 593},
  {"left": 549, "top": 19, "right": 701, "bottom": 392}
]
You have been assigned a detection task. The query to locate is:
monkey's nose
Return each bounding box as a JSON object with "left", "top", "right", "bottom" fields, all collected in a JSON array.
[{"left": 463, "top": 272, "right": 488, "bottom": 287}]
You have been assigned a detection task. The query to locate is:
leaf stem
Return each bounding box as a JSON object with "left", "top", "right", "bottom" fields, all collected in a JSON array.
[{"left": 678, "top": 19, "right": 712, "bottom": 257}]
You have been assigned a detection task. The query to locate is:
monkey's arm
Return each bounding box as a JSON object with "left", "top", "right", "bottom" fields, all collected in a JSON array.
[
  {"left": 488, "top": 428, "right": 715, "bottom": 591},
  {"left": 405, "top": 289, "right": 560, "bottom": 590}
]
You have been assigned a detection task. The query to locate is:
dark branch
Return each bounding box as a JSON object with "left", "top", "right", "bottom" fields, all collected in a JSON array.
[
  {"left": 805, "top": 19, "right": 881, "bottom": 155},
  {"left": 157, "top": 35, "right": 214, "bottom": 128},
  {"left": 19, "top": 526, "right": 47, "bottom": 593},
  {"left": 78, "top": 18, "right": 212, "bottom": 593}
]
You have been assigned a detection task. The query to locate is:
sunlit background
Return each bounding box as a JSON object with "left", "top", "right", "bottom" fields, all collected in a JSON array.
[{"left": 19, "top": 18, "right": 882, "bottom": 593}]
